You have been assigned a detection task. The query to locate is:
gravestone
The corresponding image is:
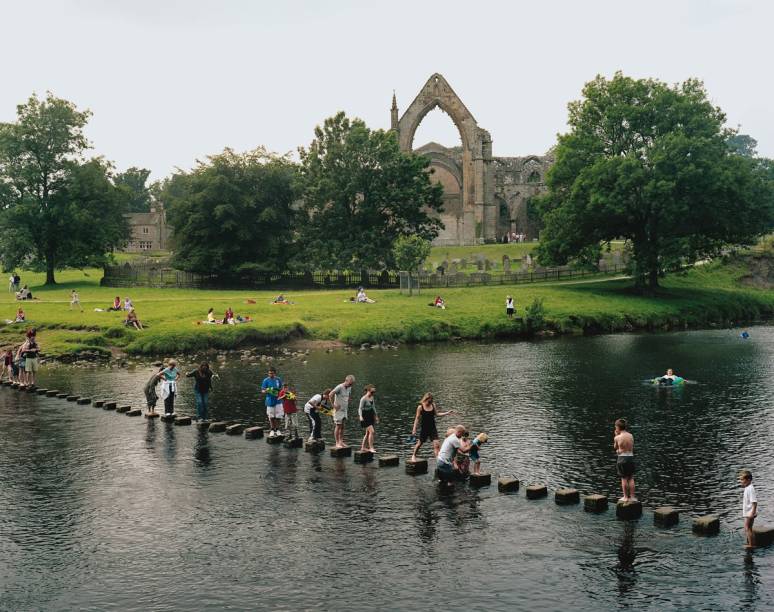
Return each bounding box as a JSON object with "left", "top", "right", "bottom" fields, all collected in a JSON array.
[
  {"left": 484, "top": 259, "right": 492, "bottom": 271},
  {"left": 476, "top": 260, "right": 484, "bottom": 271},
  {"left": 525, "top": 253, "right": 532, "bottom": 267},
  {"left": 448, "top": 262, "right": 458, "bottom": 274},
  {"left": 502, "top": 255, "right": 511, "bottom": 272},
  {"left": 459, "top": 258, "right": 468, "bottom": 269}
]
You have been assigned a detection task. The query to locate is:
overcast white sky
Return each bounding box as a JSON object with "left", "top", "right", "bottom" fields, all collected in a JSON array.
[{"left": 1, "top": 0, "right": 771, "bottom": 179}]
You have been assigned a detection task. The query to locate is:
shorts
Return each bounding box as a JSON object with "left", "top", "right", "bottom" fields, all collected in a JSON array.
[
  {"left": 506, "top": 308, "right": 514, "bottom": 316},
  {"left": 266, "top": 404, "right": 284, "bottom": 419},
  {"left": 360, "top": 411, "right": 376, "bottom": 428},
  {"left": 333, "top": 408, "right": 347, "bottom": 424},
  {"left": 25, "top": 358, "right": 38, "bottom": 373},
  {"left": 469, "top": 451, "right": 480, "bottom": 462},
  {"left": 419, "top": 426, "right": 438, "bottom": 443},
  {"left": 616, "top": 455, "right": 635, "bottom": 478}
]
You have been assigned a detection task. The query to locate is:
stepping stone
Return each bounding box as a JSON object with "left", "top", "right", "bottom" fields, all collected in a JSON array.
[
  {"left": 104, "top": 401, "right": 117, "bottom": 410},
  {"left": 469, "top": 473, "right": 491, "bottom": 488},
  {"left": 692, "top": 514, "right": 720, "bottom": 535},
  {"left": 267, "top": 434, "right": 285, "bottom": 445},
  {"left": 76, "top": 398, "right": 91, "bottom": 405},
  {"left": 26, "top": 386, "right": 37, "bottom": 393},
  {"left": 526, "top": 484, "right": 548, "bottom": 500},
  {"left": 616, "top": 500, "right": 643, "bottom": 520},
  {"left": 174, "top": 416, "right": 192, "bottom": 426},
  {"left": 208, "top": 421, "right": 227, "bottom": 433},
  {"left": 196, "top": 420, "right": 211, "bottom": 430},
  {"left": 654, "top": 506, "right": 680, "bottom": 527},
  {"left": 57, "top": 393, "right": 69, "bottom": 399},
  {"left": 35, "top": 388, "right": 48, "bottom": 395},
  {"left": 226, "top": 424, "right": 244, "bottom": 435},
  {"left": 353, "top": 450, "right": 374, "bottom": 464},
  {"left": 66, "top": 395, "right": 79, "bottom": 402},
  {"left": 46, "top": 390, "right": 60, "bottom": 397},
  {"left": 584, "top": 494, "right": 608, "bottom": 513},
  {"left": 94, "top": 400, "right": 105, "bottom": 407},
  {"left": 405, "top": 458, "right": 428, "bottom": 475},
  {"left": 555, "top": 488, "right": 580, "bottom": 505},
  {"left": 753, "top": 526, "right": 774, "bottom": 547},
  {"left": 160, "top": 414, "right": 175, "bottom": 422},
  {"left": 329, "top": 446, "right": 351, "bottom": 457},
  {"left": 144, "top": 411, "right": 159, "bottom": 418},
  {"left": 283, "top": 437, "right": 303, "bottom": 448},
  {"left": 378, "top": 454, "right": 399, "bottom": 467},
  {"left": 498, "top": 477, "right": 519, "bottom": 493},
  {"left": 126, "top": 409, "right": 142, "bottom": 416},
  {"left": 117, "top": 405, "right": 131, "bottom": 413},
  {"left": 304, "top": 440, "right": 325, "bottom": 453},
  {"left": 244, "top": 426, "right": 264, "bottom": 440}
]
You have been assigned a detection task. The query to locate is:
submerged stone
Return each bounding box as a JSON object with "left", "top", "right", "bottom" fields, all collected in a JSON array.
[
  {"left": 46, "top": 390, "right": 60, "bottom": 397},
  {"left": 76, "top": 398, "right": 91, "bottom": 405},
  {"left": 66, "top": 395, "right": 79, "bottom": 402},
  {"left": 283, "top": 437, "right": 303, "bottom": 448},
  {"left": 753, "top": 526, "right": 774, "bottom": 547},
  {"left": 126, "top": 409, "right": 142, "bottom": 416},
  {"left": 304, "top": 439, "right": 325, "bottom": 453}
]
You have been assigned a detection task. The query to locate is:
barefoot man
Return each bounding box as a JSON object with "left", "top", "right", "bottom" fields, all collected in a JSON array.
[
  {"left": 329, "top": 374, "right": 355, "bottom": 449},
  {"left": 614, "top": 418, "right": 636, "bottom": 502}
]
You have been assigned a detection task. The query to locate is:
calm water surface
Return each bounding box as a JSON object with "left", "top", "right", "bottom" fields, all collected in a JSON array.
[{"left": 2, "top": 327, "right": 774, "bottom": 610}]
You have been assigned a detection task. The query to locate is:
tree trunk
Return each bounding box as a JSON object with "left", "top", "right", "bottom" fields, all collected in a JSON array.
[{"left": 45, "top": 258, "right": 56, "bottom": 285}]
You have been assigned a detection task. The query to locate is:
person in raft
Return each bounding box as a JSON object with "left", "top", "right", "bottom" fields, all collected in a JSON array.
[
  {"left": 358, "top": 384, "right": 379, "bottom": 453},
  {"left": 410, "top": 392, "right": 455, "bottom": 461},
  {"left": 187, "top": 362, "right": 214, "bottom": 422},
  {"left": 261, "top": 367, "right": 283, "bottom": 437},
  {"left": 506, "top": 295, "right": 515, "bottom": 319},
  {"left": 740, "top": 470, "right": 758, "bottom": 548},
  {"left": 436, "top": 425, "right": 472, "bottom": 480},
  {"left": 144, "top": 365, "right": 164, "bottom": 414},
  {"left": 329, "top": 374, "right": 355, "bottom": 448},
  {"left": 304, "top": 389, "right": 328, "bottom": 442},
  {"left": 613, "top": 418, "right": 636, "bottom": 502},
  {"left": 279, "top": 382, "right": 299, "bottom": 439},
  {"left": 158, "top": 359, "right": 180, "bottom": 416},
  {"left": 469, "top": 432, "right": 488, "bottom": 475},
  {"left": 658, "top": 368, "right": 678, "bottom": 384}
]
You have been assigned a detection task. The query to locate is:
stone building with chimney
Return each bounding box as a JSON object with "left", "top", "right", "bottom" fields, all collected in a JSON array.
[{"left": 123, "top": 205, "right": 171, "bottom": 253}]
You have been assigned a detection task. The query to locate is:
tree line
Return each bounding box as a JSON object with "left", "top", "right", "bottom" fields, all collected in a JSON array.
[{"left": 1, "top": 74, "right": 772, "bottom": 288}]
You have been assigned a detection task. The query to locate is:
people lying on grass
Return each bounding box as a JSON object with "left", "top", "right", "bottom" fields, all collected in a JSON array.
[
  {"left": 108, "top": 296, "right": 122, "bottom": 311},
  {"left": 428, "top": 295, "right": 446, "bottom": 309},
  {"left": 125, "top": 308, "right": 143, "bottom": 330},
  {"left": 272, "top": 294, "right": 291, "bottom": 304}
]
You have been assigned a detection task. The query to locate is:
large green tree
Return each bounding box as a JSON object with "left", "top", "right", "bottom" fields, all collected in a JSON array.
[
  {"left": 0, "top": 93, "right": 130, "bottom": 283},
  {"left": 162, "top": 148, "right": 298, "bottom": 275},
  {"left": 114, "top": 166, "right": 152, "bottom": 212},
  {"left": 297, "top": 112, "right": 444, "bottom": 270},
  {"left": 536, "top": 73, "right": 774, "bottom": 291}
]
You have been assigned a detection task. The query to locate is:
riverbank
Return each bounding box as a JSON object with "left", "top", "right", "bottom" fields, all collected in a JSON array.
[{"left": 2, "top": 253, "right": 772, "bottom": 359}]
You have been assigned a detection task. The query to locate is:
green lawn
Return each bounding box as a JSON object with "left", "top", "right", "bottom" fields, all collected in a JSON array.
[{"left": 2, "top": 255, "right": 772, "bottom": 358}]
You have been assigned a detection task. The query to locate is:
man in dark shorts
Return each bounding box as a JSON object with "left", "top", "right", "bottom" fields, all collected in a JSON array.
[{"left": 613, "top": 418, "right": 636, "bottom": 502}]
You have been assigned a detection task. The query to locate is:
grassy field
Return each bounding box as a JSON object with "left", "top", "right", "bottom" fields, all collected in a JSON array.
[{"left": 1, "top": 252, "right": 772, "bottom": 358}]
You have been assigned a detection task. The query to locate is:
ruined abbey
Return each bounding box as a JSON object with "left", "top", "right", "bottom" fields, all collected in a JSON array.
[{"left": 391, "top": 73, "right": 552, "bottom": 246}]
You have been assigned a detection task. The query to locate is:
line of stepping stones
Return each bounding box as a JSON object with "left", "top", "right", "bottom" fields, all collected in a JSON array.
[{"left": 4, "top": 380, "right": 772, "bottom": 547}]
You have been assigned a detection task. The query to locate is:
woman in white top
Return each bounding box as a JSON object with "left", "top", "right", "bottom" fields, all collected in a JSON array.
[{"left": 506, "top": 296, "right": 515, "bottom": 318}]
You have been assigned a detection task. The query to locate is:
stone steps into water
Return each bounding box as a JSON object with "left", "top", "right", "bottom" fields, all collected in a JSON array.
[
  {"left": 692, "top": 515, "right": 720, "bottom": 535},
  {"left": 244, "top": 427, "right": 264, "bottom": 439},
  {"left": 175, "top": 416, "right": 192, "bottom": 426},
  {"left": 584, "top": 494, "right": 608, "bottom": 513},
  {"left": 616, "top": 500, "right": 643, "bottom": 520},
  {"left": 76, "top": 397, "right": 91, "bottom": 405},
  {"left": 654, "top": 507, "right": 680, "bottom": 527},
  {"left": 353, "top": 450, "right": 373, "bottom": 464},
  {"left": 405, "top": 459, "right": 428, "bottom": 475},
  {"left": 469, "top": 473, "right": 491, "bottom": 487},
  {"left": 126, "top": 409, "right": 142, "bottom": 416},
  {"left": 378, "top": 454, "right": 399, "bottom": 467},
  {"left": 329, "top": 445, "right": 351, "bottom": 457},
  {"left": 498, "top": 477, "right": 519, "bottom": 493},
  {"left": 555, "top": 488, "right": 580, "bottom": 505},
  {"left": 226, "top": 424, "right": 244, "bottom": 435},
  {"left": 116, "top": 405, "right": 130, "bottom": 413},
  {"left": 526, "top": 484, "right": 548, "bottom": 500}
]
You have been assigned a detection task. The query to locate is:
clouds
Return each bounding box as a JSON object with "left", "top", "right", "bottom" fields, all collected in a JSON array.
[{"left": 1, "top": 0, "right": 770, "bottom": 179}]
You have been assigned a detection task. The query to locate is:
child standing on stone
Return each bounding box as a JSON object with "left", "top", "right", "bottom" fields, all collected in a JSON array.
[
  {"left": 279, "top": 382, "right": 299, "bottom": 439},
  {"left": 613, "top": 418, "right": 636, "bottom": 502},
  {"left": 740, "top": 470, "right": 758, "bottom": 548},
  {"left": 469, "top": 432, "right": 488, "bottom": 475}
]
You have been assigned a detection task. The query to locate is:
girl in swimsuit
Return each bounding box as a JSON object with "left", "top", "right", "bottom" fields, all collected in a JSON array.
[
  {"left": 410, "top": 392, "right": 455, "bottom": 461},
  {"left": 358, "top": 384, "right": 379, "bottom": 453}
]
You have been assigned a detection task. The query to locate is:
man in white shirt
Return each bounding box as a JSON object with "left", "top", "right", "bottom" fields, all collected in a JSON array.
[
  {"left": 304, "top": 392, "right": 323, "bottom": 442},
  {"left": 329, "top": 375, "right": 355, "bottom": 448},
  {"left": 436, "top": 425, "right": 471, "bottom": 481},
  {"left": 740, "top": 470, "right": 758, "bottom": 548}
]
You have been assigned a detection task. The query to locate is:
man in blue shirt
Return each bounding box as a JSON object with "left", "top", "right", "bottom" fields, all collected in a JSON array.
[{"left": 261, "top": 367, "right": 284, "bottom": 437}]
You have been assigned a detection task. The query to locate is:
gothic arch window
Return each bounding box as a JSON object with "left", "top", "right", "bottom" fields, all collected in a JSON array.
[{"left": 527, "top": 170, "right": 541, "bottom": 183}]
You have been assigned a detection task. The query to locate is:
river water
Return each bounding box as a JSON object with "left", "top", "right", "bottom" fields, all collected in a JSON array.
[{"left": 1, "top": 327, "right": 773, "bottom": 610}]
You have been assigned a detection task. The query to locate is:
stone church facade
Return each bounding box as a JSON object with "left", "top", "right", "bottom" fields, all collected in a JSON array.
[{"left": 391, "top": 73, "right": 552, "bottom": 246}]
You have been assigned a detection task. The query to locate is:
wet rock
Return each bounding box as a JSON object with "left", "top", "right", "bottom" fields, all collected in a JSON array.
[
  {"left": 57, "top": 393, "right": 69, "bottom": 399},
  {"left": 469, "top": 473, "right": 491, "bottom": 488},
  {"left": 226, "top": 424, "right": 244, "bottom": 435},
  {"left": 115, "top": 405, "right": 130, "bottom": 413},
  {"left": 526, "top": 484, "right": 548, "bottom": 500},
  {"left": 266, "top": 433, "right": 285, "bottom": 445},
  {"left": 208, "top": 421, "right": 227, "bottom": 433},
  {"left": 654, "top": 506, "right": 680, "bottom": 527},
  {"left": 66, "top": 395, "right": 79, "bottom": 402},
  {"left": 283, "top": 437, "right": 303, "bottom": 449},
  {"left": 104, "top": 401, "right": 117, "bottom": 410},
  {"left": 35, "top": 388, "right": 48, "bottom": 395},
  {"left": 76, "top": 398, "right": 91, "bottom": 405},
  {"left": 304, "top": 440, "right": 325, "bottom": 453},
  {"left": 174, "top": 416, "right": 192, "bottom": 426},
  {"left": 584, "top": 494, "right": 609, "bottom": 513},
  {"left": 378, "top": 454, "right": 399, "bottom": 467},
  {"left": 753, "top": 526, "right": 774, "bottom": 547},
  {"left": 244, "top": 426, "right": 263, "bottom": 439},
  {"left": 616, "top": 500, "right": 643, "bottom": 520},
  {"left": 353, "top": 450, "right": 374, "bottom": 464},
  {"left": 94, "top": 400, "right": 105, "bottom": 407},
  {"left": 497, "top": 477, "right": 519, "bottom": 493},
  {"left": 555, "top": 488, "right": 580, "bottom": 505},
  {"left": 692, "top": 514, "right": 720, "bottom": 535},
  {"left": 160, "top": 413, "right": 175, "bottom": 422},
  {"left": 45, "top": 389, "right": 59, "bottom": 397},
  {"left": 405, "top": 458, "right": 428, "bottom": 475},
  {"left": 145, "top": 411, "right": 159, "bottom": 418},
  {"left": 126, "top": 409, "right": 142, "bottom": 416},
  {"left": 329, "top": 446, "right": 352, "bottom": 457}
]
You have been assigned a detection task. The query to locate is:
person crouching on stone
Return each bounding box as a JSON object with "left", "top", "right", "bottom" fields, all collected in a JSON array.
[
  {"left": 158, "top": 359, "right": 180, "bottom": 416},
  {"left": 436, "top": 425, "right": 471, "bottom": 481}
]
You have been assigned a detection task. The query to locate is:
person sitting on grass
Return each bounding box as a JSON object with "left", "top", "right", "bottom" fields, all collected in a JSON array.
[
  {"left": 125, "top": 308, "right": 143, "bottom": 330},
  {"left": 14, "top": 307, "right": 26, "bottom": 323},
  {"left": 272, "top": 294, "right": 290, "bottom": 305},
  {"left": 429, "top": 296, "right": 446, "bottom": 309},
  {"left": 206, "top": 308, "right": 219, "bottom": 324},
  {"left": 223, "top": 307, "right": 235, "bottom": 325},
  {"left": 108, "top": 296, "right": 122, "bottom": 311},
  {"left": 15, "top": 285, "right": 32, "bottom": 300},
  {"left": 356, "top": 288, "right": 375, "bottom": 304}
]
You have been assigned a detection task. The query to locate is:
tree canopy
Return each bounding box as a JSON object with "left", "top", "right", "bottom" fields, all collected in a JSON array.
[
  {"left": 114, "top": 166, "right": 153, "bottom": 212},
  {"left": 297, "top": 112, "right": 444, "bottom": 271},
  {"left": 0, "top": 93, "right": 130, "bottom": 283},
  {"left": 535, "top": 73, "right": 774, "bottom": 291},
  {"left": 162, "top": 148, "right": 298, "bottom": 275}
]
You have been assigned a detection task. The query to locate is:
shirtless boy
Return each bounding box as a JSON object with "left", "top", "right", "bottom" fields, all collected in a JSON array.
[{"left": 613, "top": 418, "right": 636, "bottom": 502}]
